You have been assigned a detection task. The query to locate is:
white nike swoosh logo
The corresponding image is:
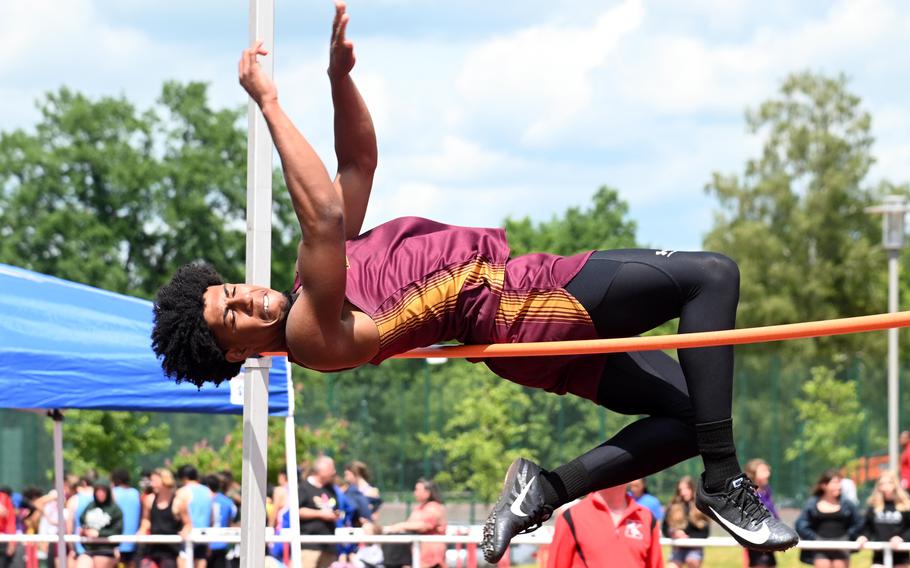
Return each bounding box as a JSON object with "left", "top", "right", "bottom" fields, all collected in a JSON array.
[
  {"left": 709, "top": 506, "right": 771, "bottom": 545},
  {"left": 510, "top": 477, "right": 536, "bottom": 517}
]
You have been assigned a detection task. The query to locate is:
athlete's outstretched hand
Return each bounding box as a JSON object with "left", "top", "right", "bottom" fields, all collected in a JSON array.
[
  {"left": 239, "top": 41, "right": 277, "bottom": 108},
  {"left": 328, "top": 0, "right": 356, "bottom": 80}
]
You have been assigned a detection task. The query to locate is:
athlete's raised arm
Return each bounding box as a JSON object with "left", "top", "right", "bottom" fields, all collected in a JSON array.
[
  {"left": 329, "top": 1, "right": 377, "bottom": 239},
  {"left": 238, "top": 42, "right": 356, "bottom": 367}
]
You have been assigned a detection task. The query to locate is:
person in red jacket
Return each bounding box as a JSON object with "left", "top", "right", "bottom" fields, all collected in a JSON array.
[
  {"left": 547, "top": 484, "right": 662, "bottom": 568},
  {"left": 900, "top": 431, "right": 910, "bottom": 489},
  {"left": 0, "top": 489, "right": 17, "bottom": 568}
]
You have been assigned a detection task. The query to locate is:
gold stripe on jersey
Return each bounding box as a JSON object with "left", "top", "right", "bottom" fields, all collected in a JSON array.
[
  {"left": 374, "top": 257, "right": 506, "bottom": 350},
  {"left": 495, "top": 289, "right": 593, "bottom": 328}
]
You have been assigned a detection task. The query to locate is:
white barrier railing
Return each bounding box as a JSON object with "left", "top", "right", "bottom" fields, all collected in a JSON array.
[{"left": 1, "top": 531, "right": 907, "bottom": 568}]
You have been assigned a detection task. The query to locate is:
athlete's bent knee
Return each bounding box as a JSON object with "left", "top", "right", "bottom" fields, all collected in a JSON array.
[{"left": 698, "top": 252, "right": 740, "bottom": 289}]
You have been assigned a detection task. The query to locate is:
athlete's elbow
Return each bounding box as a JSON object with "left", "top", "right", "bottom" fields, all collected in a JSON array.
[{"left": 297, "top": 203, "right": 345, "bottom": 235}]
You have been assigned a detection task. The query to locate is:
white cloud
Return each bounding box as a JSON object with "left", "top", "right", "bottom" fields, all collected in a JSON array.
[
  {"left": 2, "top": 0, "right": 909, "bottom": 252},
  {"left": 455, "top": 0, "right": 644, "bottom": 145}
]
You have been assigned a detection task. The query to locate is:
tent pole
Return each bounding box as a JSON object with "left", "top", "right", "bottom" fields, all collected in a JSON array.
[
  {"left": 240, "top": 0, "right": 274, "bottom": 566},
  {"left": 284, "top": 361, "right": 302, "bottom": 568},
  {"left": 51, "top": 410, "right": 67, "bottom": 568}
]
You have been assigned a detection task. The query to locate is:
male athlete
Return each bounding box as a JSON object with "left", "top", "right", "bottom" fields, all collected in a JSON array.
[{"left": 151, "top": 2, "right": 798, "bottom": 561}]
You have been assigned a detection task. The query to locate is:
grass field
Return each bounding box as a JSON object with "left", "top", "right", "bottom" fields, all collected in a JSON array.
[{"left": 516, "top": 546, "right": 877, "bottom": 567}]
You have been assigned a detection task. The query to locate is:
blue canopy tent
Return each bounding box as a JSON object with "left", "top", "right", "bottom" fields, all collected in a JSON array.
[
  {"left": 0, "top": 262, "right": 293, "bottom": 567},
  {"left": 0, "top": 262, "right": 289, "bottom": 413}
]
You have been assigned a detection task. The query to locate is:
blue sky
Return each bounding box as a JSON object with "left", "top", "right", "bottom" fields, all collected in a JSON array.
[{"left": 2, "top": 0, "right": 908, "bottom": 250}]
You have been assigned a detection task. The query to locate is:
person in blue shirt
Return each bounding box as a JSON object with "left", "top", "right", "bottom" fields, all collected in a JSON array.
[
  {"left": 629, "top": 478, "right": 664, "bottom": 521},
  {"left": 111, "top": 469, "right": 142, "bottom": 568},
  {"left": 177, "top": 465, "right": 213, "bottom": 568},
  {"left": 203, "top": 474, "right": 237, "bottom": 568}
]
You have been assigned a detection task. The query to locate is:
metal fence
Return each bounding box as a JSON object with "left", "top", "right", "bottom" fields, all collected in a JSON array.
[{"left": 2, "top": 528, "right": 909, "bottom": 568}]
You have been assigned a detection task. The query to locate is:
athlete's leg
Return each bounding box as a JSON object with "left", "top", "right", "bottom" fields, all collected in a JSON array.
[
  {"left": 482, "top": 347, "right": 701, "bottom": 562},
  {"left": 565, "top": 249, "right": 741, "bottom": 491},
  {"left": 541, "top": 350, "right": 699, "bottom": 505},
  {"left": 484, "top": 250, "right": 795, "bottom": 562}
]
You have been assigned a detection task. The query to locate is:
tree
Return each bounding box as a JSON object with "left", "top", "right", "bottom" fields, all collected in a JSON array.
[
  {"left": 54, "top": 410, "right": 171, "bottom": 476},
  {"left": 504, "top": 186, "right": 637, "bottom": 256},
  {"left": 704, "top": 72, "right": 891, "bottom": 359},
  {"left": 786, "top": 361, "right": 867, "bottom": 472},
  {"left": 703, "top": 72, "right": 910, "bottom": 498},
  {"left": 169, "top": 405, "right": 350, "bottom": 484},
  {"left": 421, "top": 361, "right": 535, "bottom": 502},
  {"left": 0, "top": 83, "right": 302, "bottom": 480}
]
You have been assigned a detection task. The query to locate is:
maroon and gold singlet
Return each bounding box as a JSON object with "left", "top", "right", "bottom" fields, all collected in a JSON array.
[{"left": 302, "top": 217, "right": 607, "bottom": 401}]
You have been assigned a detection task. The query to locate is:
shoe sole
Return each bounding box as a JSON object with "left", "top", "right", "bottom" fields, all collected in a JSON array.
[
  {"left": 481, "top": 459, "right": 524, "bottom": 563},
  {"left": 481, "top": 509, "right": 498, "bottom": 563},
  {"left": 696, "top": 500, "right": 799, "bottom": 552}
]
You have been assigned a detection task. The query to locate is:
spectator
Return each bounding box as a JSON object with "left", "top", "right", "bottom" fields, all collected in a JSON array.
[
  {"left": 628, "top": 478, "right": 663, "bottom": 521},
  {"left": 856, "top": 470, "right": 910, "bottom": 568},
  {"left": 139, "top": 470, "right": 154, "bottom": 497},
  {"left": 345, "top": 461, "right": 382, "bottom": 514},
  {"left": 79, "top": 478, "right": 123, "bottom": 568},
  {"left": 901, "top": 432, "right": 910, "bottom": 490},
  {"left": 344, "top": 462, "right": 377, "bottom": 527},
  {"left": 796, "top": 468, "right": 863, "bottom": 567},
  {"left": 663, "top": 476, "right": 709, "bottom": 568},
  {"left": 270, "top": 471, "right": 288, "bottom": 530},
  {"left": 67, "top": 476, "right": 95, "bottom": 565},
  {"left": 177, "top": 464, "right": 213, "bottom": 568},
  {"left": 840, "top": 468, "right": 859, "bottom": 506},
  {"left": 299, "top": 456, "right": 342, "bottom": 568},
  {"left": 220, "top": 471, "right": 241, "bottom": 508},
  {"left": 384, "top": 478, "right": 447, "bottom": 568},
  {"left": 354, "top": 521, "right": 383, "bottom": 568},
  {"left": 40, "top": 475, "right": 78, "bottom": 568},
  {"left": 140, "top": 468, "right": 191, "bottom": 568},
  {"left": 111, "top": 469, "right": 141, "bottom": 568},
  {"left": 0, "top": 487, "right": 16, "bottom": 568},
  {"left": 333, "top": 474, "right": 357, "bottom": 564},
  {"left": 548, "top": 484, "right": 662, "bottom": 568},
  {"left": 745, "top": 458, "right": 780, "bottom": 567},
  {"left": 205, "top": 474, "right": 238, "bottom": 568}
]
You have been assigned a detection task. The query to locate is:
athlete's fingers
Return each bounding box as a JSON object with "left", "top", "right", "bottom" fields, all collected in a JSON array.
[
  {"left": 332, "top": 1, "right": 345, "bottom": 41},
  {"left": 338, "top": 13, "right": 349, "bottom": 43},
  {"left": 239, "top": 48, "right": 249, "bottom": 76}
]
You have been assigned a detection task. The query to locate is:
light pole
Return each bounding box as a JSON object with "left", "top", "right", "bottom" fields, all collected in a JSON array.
[
  {"left": 423, "top": 358, "right": 447, "bottom": 478},
  {"left": 867, "top": 195, "right": 910, "bottom": 472}
]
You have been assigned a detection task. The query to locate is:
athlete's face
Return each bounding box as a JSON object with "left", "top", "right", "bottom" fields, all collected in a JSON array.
[{"left": 203, "top": 283, "right": 290, "bottom": 362}]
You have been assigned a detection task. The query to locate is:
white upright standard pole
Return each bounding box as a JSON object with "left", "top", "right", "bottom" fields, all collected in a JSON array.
[
  {"left": 285, "top": 361, "right": 302, "bottom": 568},
  {"left": 52, "top": 411, "right": 68, "bottom": 568},
  {"left": 240, "top": 1, "right": 275, "bottom": 566},
  {"left": 889, "top": 249, "right": 900, "bottom": 473}
]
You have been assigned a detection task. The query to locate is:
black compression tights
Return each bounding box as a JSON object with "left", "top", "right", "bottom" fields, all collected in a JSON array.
[{"left": 548, "top": 249, "right": 741, "bottom": 500}]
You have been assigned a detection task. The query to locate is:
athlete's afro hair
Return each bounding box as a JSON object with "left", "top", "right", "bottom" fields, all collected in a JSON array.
[{"left": 151, "top": 262, "right": 241, "bottom": 387}]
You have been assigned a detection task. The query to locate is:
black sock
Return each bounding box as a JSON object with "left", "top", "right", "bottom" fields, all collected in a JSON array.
[
  {"left": 539, "top": 460, "right": 589, "bottom": 508},
  {"left": 696, "top": 419, "right": 741, "bottom": 492}
]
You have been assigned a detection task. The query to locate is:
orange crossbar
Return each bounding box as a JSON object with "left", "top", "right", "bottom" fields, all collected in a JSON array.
[{"left": 262, "top": 311, "right": 910, "bottom": 360}]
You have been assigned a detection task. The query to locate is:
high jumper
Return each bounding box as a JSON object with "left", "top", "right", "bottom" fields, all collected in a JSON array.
[{"left": 151, "top": 2, "right": 798, "bottom": 561}]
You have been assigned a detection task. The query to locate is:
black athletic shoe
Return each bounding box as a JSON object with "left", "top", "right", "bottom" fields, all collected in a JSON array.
[
  {"left": 696, "top": 473, "right": 799, "bottom": 552},
  {"left": 482, "top": 458, "right": 554, "bottom": 564}
]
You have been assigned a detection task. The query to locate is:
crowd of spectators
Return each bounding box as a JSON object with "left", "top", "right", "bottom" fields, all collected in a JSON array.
[
  {"left": 8, "top": 442, "right": 910, "bottom": 568},
  {"left": 0, "top": 456, "right": 448, "bottom": 568}
]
